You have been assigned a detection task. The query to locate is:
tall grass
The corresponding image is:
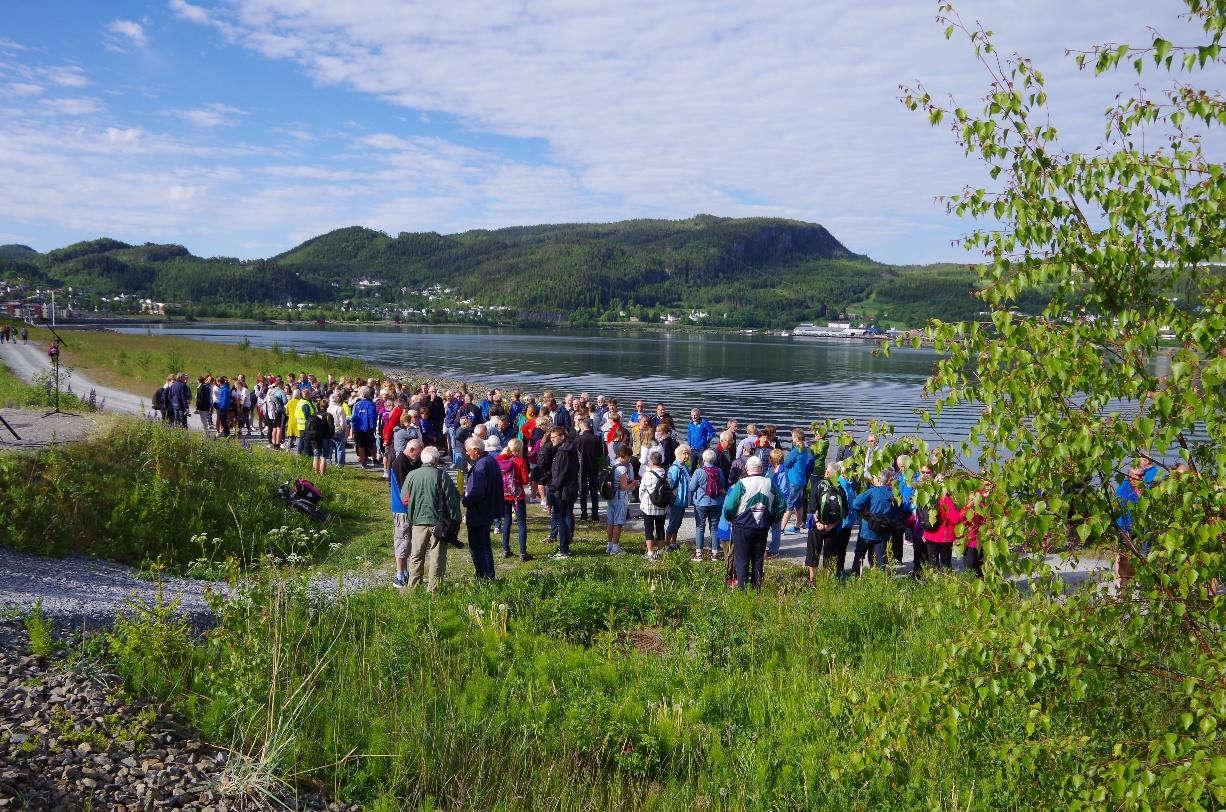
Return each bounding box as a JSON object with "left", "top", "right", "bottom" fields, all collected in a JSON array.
[
  {"left": 0, "top": 420, "right": 384, "bottom": 573},
  {"left": 104, "top": 557, "right": 1014, "bottom": 810}
]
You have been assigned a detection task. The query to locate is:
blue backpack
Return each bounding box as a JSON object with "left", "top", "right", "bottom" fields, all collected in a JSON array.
[{"left": 352, "top": 400, "right": 376, "bottom": 433}]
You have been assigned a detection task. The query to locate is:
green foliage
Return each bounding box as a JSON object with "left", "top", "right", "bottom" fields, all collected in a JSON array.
[
  {"left": 0, "top": 421, "right": 374, "bottom": 573},
  {"left": 23, "top": 600, "right": 54, "bottom": 657},
  {"left": 2, "top": 217, "right": 989, "bottom": 327},
  {"left": 899, "top": 2, "right": 1226, "bottom": 808}
]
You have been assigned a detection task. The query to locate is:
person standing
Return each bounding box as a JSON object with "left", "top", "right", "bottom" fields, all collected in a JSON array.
[
  {"left": 389, "top": 439, "right": 423, "bottom": 588},
  {"left": 721, "top": 456, "right": 786, "bottom": 590},
  {"left": 851, "top": 473, "right": 897, "bottom": 574},
  {"left": 350, "top": 386, "right": 378, "bottom": 468},
  {"left": 308, "top": 395, "right": 334, "bottom": 476},
  {"left": 170, "top": 372, "right": 191, "bottom": 428},
  {"left": 195, "top": 376, "right": 213, "bottom": 434},
  {"left": 686, "top": 409, "right": 717, "bottom": 469},
  {"left": 806, "top": 465, "right": 850, "bottom": 583},
  {"left": 575, "top": 419, "right": 602, "bottom": 522},
  {"left": 264, "top": 378, "right": 287, "bottom": 448},
  {"left": 605, "top": 444, "right": 637, "bottom": 555},
  {"left": 462, "top": 437, "right": 504, "bottom": 580},
  {"left": 663, "top": 444, "right": 692, "bottom": 553},
  {"left": 498, "top": 438, "right": 532, "bottom": 561},
  {"left": 689, "top": 448, "right": 726, "bottom": 561},
  {"left": 546, "top": 426, "right": 580, "bottom": 560},
  {"left": 401, "top": 445, "right": 461, "bottom": 591},
  {"left": 328, "top": 393, "right": 349, "bottom": 467},
  {"left": 780, "top": 428, "right": 815, "bottom": 535},
  {"left": 638, "top": 452, "right": 669, "bottom": 559}
]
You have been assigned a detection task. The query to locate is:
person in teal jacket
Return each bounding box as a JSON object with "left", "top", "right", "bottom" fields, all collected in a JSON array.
[{"left": 722, "top": 456, "right": 787, "bottom": 590}]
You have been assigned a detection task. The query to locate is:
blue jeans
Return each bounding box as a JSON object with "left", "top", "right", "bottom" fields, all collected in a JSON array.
[
  {"left": 665, "top": 504, "right": 687, "bottom": 538},
  {"left": 332, "top": 435, "right": 346, "bottom": 465},
  {"left": 503, "top": 500, "right": 528, "bottom": 555},
  {"left": 768, "top": 518, "right": 783, "bottom": 555},
  {"left": 297, "top": 434, "right": 310, "bottom": 456},
  {"left": 694, "top": 504, "right": 721, "bottom": 554}
]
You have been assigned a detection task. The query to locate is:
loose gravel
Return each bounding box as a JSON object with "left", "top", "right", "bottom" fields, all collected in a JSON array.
[{"left": 0, "top": 621, "right": 357, "bottom": 811}]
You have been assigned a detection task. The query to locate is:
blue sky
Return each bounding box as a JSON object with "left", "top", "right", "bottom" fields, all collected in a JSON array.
[{"left": 0, "top": 0, "right": 1202, "bottom": 263}]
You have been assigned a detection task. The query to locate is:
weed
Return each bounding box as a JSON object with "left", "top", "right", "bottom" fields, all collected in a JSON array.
[{"left": 23, "top": 600, "right": 55, "bottom": 656}]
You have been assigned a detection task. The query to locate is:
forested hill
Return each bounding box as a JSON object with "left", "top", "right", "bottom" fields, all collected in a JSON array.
[{"left": 0, "top": 215, "right": 983, "bottom": 327}]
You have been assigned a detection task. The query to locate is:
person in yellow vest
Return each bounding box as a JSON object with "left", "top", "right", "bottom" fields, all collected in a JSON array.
[
  {"left": 295, "top": 388, "right": 316, "bottom": 456},
  {"left": 284, "top": 387, "right": 302, "bottom": 451}
]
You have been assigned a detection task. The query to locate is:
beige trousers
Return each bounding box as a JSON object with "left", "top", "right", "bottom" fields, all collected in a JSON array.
[{"left": 408, "top": 524, "right": 447, "bottom": 591}]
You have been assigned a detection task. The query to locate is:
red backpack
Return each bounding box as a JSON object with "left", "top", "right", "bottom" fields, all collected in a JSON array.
[
  {"left": 702, "top": 465, "right": 723, "bottom": 499},
  {"left": 498, "top": 456, "right": 524, "bottom": 501}
]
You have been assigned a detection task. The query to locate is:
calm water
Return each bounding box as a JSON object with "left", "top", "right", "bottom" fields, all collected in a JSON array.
[{"left": 123, "top": 324, "right": 978, "bottom": 446}]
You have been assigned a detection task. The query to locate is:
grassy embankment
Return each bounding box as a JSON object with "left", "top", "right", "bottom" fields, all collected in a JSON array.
[{"left": 11, "top": 324, "right": 386, "bottom": 396}]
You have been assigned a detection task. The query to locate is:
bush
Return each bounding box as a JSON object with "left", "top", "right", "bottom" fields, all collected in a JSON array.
[{"left": 0, "top": 420, "right": 373, "bottom": 573}]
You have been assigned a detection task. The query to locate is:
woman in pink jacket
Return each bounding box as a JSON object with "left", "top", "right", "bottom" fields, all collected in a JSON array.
[{"left": 920, "top": 492, "right": 964, "bottom": 571}]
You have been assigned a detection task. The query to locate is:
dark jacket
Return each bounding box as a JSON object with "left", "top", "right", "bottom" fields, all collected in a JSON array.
[
  {"left": 658, "top": 435, "right": 679, "bottom": 469},
  {"left": 547, "top": 439, "right": 580, "bottom": 503},
  {"left": 195, "top": 383, "right": 211, "bottom": 411},
  {"left": 576, "top": 429, "right": 602, "bottom": 477},
  {"left": 169, "top": 379, "right": 191, "bottom": 411},
  {"left": 427, "top": 395, "right": 445, "bottom": 432},
  {"left": 462, "top": 452, "right": 505, "bottom": 527}
]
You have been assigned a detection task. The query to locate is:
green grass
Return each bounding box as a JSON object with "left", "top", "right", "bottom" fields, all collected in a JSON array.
[
  {"left": 0, "top": 420, "right": 388, "bottom": 574},
  {"left": 11, "top": 324, "right": 386, "bottom": 395},
  {"left": 0, "top": 354, "right": 93, "bottom": 412}
]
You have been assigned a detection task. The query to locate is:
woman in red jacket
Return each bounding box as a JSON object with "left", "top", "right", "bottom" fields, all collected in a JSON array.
[
  {"left": 920, "top": 489, "right": 965, "bottom": 571},
  {"left": 498, "top": 438, "right": 533, "bottom": 561}
]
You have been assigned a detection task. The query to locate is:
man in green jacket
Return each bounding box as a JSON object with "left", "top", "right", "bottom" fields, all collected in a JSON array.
[
  {"left": 722, "top": 456, "right": 787, "bottom": 590},
  {"left": 401, "top": 445, "right": 461, "bottom": 591}
]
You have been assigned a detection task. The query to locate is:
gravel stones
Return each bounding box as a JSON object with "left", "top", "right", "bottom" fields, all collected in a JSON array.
[{"left": 0, "top": 621, "right": 358, "bottom": 811}]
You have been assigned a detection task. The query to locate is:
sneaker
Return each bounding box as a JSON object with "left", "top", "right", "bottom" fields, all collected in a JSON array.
[
  {"left": 712, "top": 551, "right": 724, "bottom": 561},
  {"left": 539, "top": 499, "right": 549, "bottom": 508},
  {"left": 393, "top": 573, "right": 407, "bottom": 589},
  {"left": 548, "top": 552, "right": 570, "bottom": 561},
  {"left": 608, "top": 544, "right": 624, "bottom": 556},
  {"left": 381, "top": 471, "right": 389, "bottom": 479},
  {"left": 785, "top": 525, "right": 797, "bottom": 534},
  {"left": 692, "top": 553, "right": 703, "bottom": 563},
  {"left": 665, "top": 543, "right": 680, "bottom": 553},
  {"left": 644, "top": 551, "right": 658, "bottom": 560},
  {"left": 503, "top": 549, "right": 513, "bottom": 558},
  {"left": 520, "top": 553, "right": 534, "bottom": 562}
]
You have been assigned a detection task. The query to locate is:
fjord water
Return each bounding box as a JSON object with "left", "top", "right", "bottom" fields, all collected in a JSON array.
[{"left": 125, "top": 324, "right": 981, "bottom": 446}]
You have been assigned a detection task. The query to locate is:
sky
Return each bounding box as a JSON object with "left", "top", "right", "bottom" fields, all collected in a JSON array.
[{"left": 0, "top": 1, "right": 1208, "bottom": 264}]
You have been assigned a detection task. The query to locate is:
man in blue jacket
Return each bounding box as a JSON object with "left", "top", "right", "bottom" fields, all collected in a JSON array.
[
  {"left": 462, "top": 437, "right": 504, "bottom": 580},
  {"left": 687, "top": 409, "right": 717, "bottom": 470}
]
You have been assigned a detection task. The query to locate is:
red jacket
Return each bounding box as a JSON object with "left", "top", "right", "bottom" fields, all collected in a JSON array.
[
  {"left": 382, "top": 406, "right": 403, "bottom": 446},
  {"left": 497, "top": 453, "right": 530, "bottom": 502},
  {"left": 921, "top": 495, "right": 964, "bottom": 544}
]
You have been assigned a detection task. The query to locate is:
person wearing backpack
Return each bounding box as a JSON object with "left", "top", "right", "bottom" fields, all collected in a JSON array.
[
  {"left": 806, "top": 465, "right": 850, "bottom": 584},
  {"left": 264, "top": 378, "right": 287, "bottom": 449},
  {"left": 153, "top": 376, "right": 171, "bottom": 423},
  {"left": 195, "top": 375, "right": 213, "bottom": 434},
  {"left": 214, "top": 376, "right": 233, "bottom": 438},
  {"left": 689, "top": 448, "right": 727, "bottom": 561},
  {"left": 663, "top": 445, "right": 692, "bottom": 553},
  {"left": 308, "top": 395, "right": 334, "bottom": 476},
  {"left": 638, "top": 452, "right": 671, "bottom": 560},
  {"left": 461, "top": 436, "right": 504, "bottom": 581},
  {"left": 498, "top": 438, "right": 532, "bottom": 561},
  {"left": 850, "top": 472, "right": 898, "bottom": 575},
  {"left": 721, "top": 455, "right": 786, "bottom": 590},
  {"left": 604, "top": 444, "right": 638, "bottom": 555},
  {"left": 350, "top": 387, "right": 378, "bottom": 468}
]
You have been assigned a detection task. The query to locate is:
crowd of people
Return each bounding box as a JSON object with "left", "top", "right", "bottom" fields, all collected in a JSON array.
[
  {"left": 153, "top": 373, "right": 992, "bottom": 592},
  {"left": 0, "top": 324, "right": 29, "bottom": 344}
]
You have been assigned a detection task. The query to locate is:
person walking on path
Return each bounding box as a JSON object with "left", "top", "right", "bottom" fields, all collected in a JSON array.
[
  {"left": 169, "top": 372, "right": 191, "bottom": 428},
  {"left": 689, "top": 448, "right": 726, "bottom": 561},
  {"left": 462, "top": 436, "right": 504, "bottom": 580},
  {"left": 401, "top": 445, "right": 461, "bottom": 591},
  {"left": 721, "top": 456, "right": 786, "bottom": 590},
  {"left": 546, "top": 426, "right": 580, "bottom": 560},
  {"left": 389, "top": 439, "right": 423, "bottom": 588}
]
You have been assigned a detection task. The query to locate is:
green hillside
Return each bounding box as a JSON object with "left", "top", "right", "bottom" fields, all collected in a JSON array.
[
  {"left": 0, "top": 244, "right": 38, "bottom": 260},
  {"left": 0, "top": 216, "right": 982, "bottom": 328}
]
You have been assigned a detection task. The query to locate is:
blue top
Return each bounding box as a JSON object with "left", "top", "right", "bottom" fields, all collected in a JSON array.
[
  {"left": 838, "top": 476, "right": 859, "bottom": 530},
  {"left": 666, "top": 461, "right": 690, "bottom": 508},
  {"left": 783, "top": 447, "right": 815, "bottom": 486},
  {"left": 462, "top": 453, "right": 504, "bottom": 526},
  {"left": 687, "top": 419, "right": 717, "bottom": 453},
  {"left": 852, "top": 484, "right": 896, "bottom": 542},
  {"left": 689, "top": 465, "right": 725, "bottom": 507},
  {"left": 215, "top": 383, "right": 231, "bottom": 411}
]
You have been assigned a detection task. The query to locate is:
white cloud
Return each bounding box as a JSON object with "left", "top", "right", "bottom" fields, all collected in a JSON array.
[
  {"left": 38, "top": 97, "right": 105, "bottom": 116},
  {"left": 168, "top": 0, "right": 213, "bottom": 26},
  {"left": 171, "top": 102, "right": 245, "bottom": 127},
  {"left": 105, "top": 20, "right": 149, "bottom": 51},
  {"left": 43, "top": 66, "right": 89, "bottom": 88},
  {"left": 2, "top": 82, "right": 43, "bottom": 97}
]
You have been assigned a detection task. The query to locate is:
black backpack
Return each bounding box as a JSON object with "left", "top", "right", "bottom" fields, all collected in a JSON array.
[
  {"left": 646, "top": 469, "right": 674, "bottom": 509},
  {"left": 152, "top": 387, "right": 166, "bottom": 412},
  {"left": 599, "top": 465, "right": 617, "bottom": 500},
  {"left": 813, "top": 480, "right": 848, "bottom": 527}
]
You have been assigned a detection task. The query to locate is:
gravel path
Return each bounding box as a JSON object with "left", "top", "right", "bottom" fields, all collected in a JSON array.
[
  {"left": 0, "top": 407, "right": 97, "bottom": 451},
  {"left": 0, "top": 339, "right": 150, "bottom": 420}
]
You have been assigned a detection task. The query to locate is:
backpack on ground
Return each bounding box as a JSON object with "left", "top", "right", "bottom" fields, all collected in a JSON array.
[
  {"left": 599, "top": 465, "right": 617, "bottom": 501},
  {"left": 646, "top": 469, "right": 674, "bottom": 509},
  {"left": 814, "top": 480, "right": 848, "bottom": 527},
  {"left": 702, "top": 464, "right": 723, "bottom": 499}
]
